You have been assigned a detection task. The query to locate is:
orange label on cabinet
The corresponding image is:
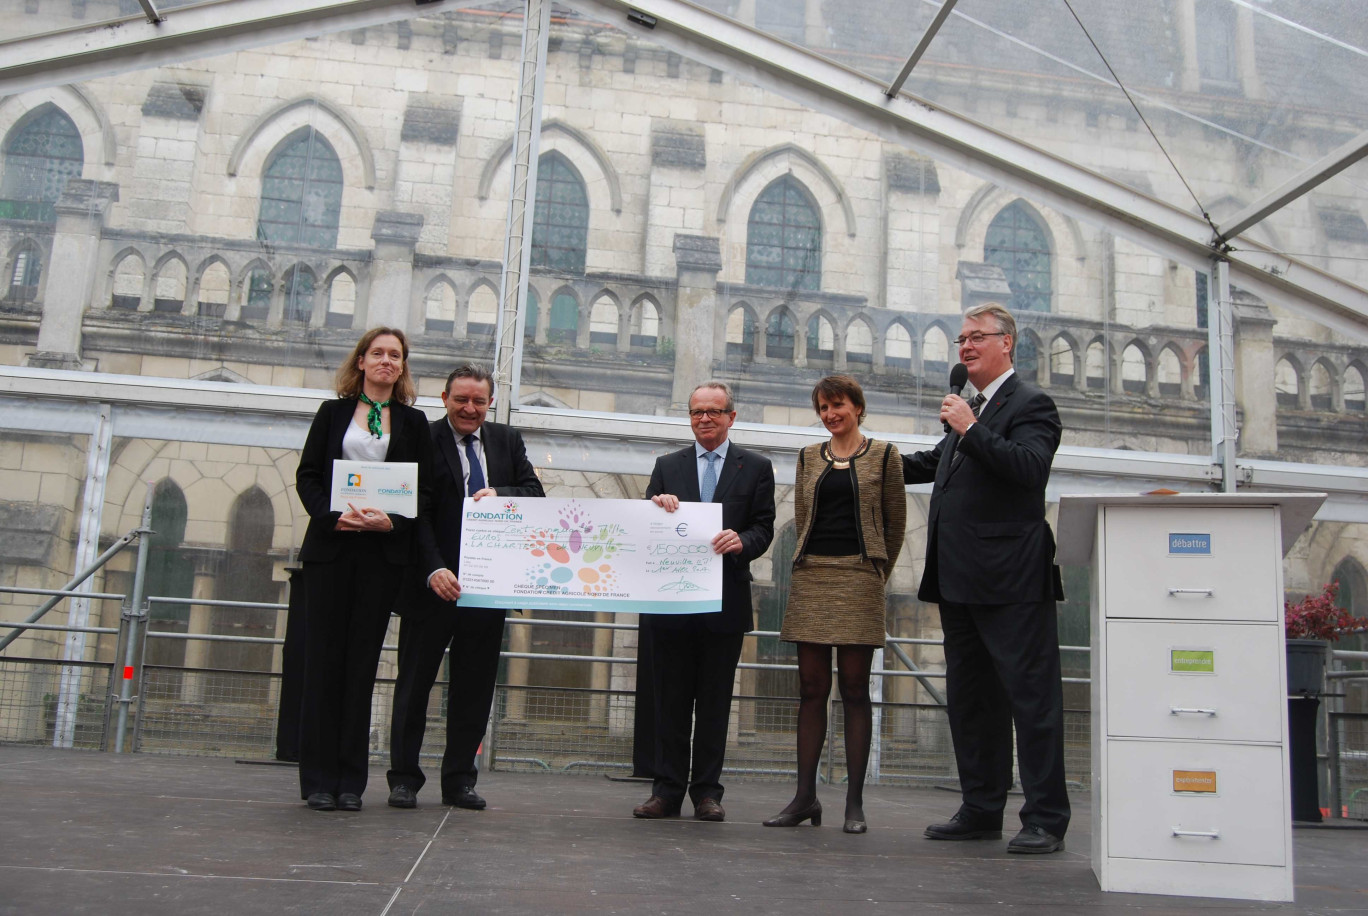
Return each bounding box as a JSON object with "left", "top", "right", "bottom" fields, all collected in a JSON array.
[{"left": 1172, "top": 769, "right": 1218, "bottom": 794}]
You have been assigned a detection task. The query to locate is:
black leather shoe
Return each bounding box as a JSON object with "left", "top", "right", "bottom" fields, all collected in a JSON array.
[
  {"left": 337, "top": 793, "right": 362, "bottom": 812},
  {"left": 694, "top": 798, "right": 725, "bottom": 822},
  {"left": 632, "top": 795, "right": 681, "bottom": 819},
  {"left": 843, "top": 801, "right": 867, "bottom": 833},
  {"left": 762, "top": 799, "right": 822, "bottom": 827},
  {"left": 1007, "top": 824, "right": 1065, "bottom": 854},
  {"left": 443, "top": 786, "right": 487, "bottom": 810},
  {"left": 388, "top": 785, "right": 417, "bottom": 809},
  {"left": 306, "top": 792, "right": 337, "bottom": 811},
  {"left": 924, "top": 812, "right": 1002, "bottom": 840}
]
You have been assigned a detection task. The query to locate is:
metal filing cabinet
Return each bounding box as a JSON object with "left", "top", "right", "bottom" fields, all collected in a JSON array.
[{"left": 1056, "top": 493, "right": 1324, "bottom": 903}]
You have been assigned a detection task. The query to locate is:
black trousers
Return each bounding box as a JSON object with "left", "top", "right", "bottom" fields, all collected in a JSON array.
[
  {"left": 648, "top": 620, "right": 744, "bottom": 808},
  {"left": 388, "top": 608, "right": 506, "bottom": 797},
  {"left": 938, "top": 598, "right": 1071, "bottom": 838},
  {"left": 298, "top": 545, "right": 397, "bottom": 800}
]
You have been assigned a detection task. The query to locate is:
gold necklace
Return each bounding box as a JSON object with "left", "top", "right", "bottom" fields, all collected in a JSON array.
[{"left": 823, "top": 436, "right": 867, "bottom": 469}]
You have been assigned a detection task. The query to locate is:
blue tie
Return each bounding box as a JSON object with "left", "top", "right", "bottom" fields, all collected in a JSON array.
[
  {"left": 700, "top": 451, "right": 719, "bottom": 502},
  {"left": 463, "top": 434, "right": 486, "bottom": 496}
]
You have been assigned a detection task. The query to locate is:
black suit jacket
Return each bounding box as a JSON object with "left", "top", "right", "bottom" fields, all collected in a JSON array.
[
  {"left": 295, "top": 397, "right": 437, "bottom": 567},
  {"left": 645, "top": 441, "right": 776, "bottom": 633},
  {"left": 403, "top": 418, "right": 545, "bottom": 621},
  {"left": 902, "top": 373, "right": 1064, "bottom": 606}
]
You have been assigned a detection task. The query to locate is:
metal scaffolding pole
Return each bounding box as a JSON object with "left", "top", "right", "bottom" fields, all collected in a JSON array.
[
  {"left": 113, "top": 482, "right": 155, "bottom": 753},
  {"left": 0, "top": 527, "right": 141, "bottom": 655},
  {"left": 54, "top": 404, "right": 113, "bottom": 747},
  {"left": 1210, "top": 258, "right": 1238, "bottom": 492},
  {"left": 493, "top": 0, "right": 551, "bottom": 424}
]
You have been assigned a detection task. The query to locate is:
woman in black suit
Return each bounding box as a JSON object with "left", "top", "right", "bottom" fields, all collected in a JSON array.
[{"left": 294, "top": 327, "right": 437, "bottom": 812}]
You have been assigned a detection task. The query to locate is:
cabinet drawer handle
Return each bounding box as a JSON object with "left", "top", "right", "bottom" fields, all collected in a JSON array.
[
  {"left": 1167, "top": 588, "right": 1214, "bottom": 597},
  {"left": 1169, "top": 707, "right": 1218, "bottom": 717},
  {"left": 1171, "top": 827, "right": 1220, "bottom": 839}
]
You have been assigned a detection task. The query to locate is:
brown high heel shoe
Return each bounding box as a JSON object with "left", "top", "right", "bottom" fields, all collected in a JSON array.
[{"left": 763, "top": 799, "right": 823, "bottom": 827}]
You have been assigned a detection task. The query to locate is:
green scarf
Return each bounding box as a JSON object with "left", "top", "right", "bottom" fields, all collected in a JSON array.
[{"left": 358, "top": 392, "right": 391, "bottom": 438}]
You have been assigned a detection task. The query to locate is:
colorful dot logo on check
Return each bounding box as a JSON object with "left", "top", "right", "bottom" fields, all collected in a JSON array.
[{"left": 525, "top": 501, "right": 622, "bottom": 594}]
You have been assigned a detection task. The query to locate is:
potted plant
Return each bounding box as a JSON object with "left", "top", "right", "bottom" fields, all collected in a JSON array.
[{"left": 1284, "top": 581, "right": 1368, "bottom": 695}]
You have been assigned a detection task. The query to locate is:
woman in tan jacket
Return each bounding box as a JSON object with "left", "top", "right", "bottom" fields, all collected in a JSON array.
[{"left": 764, "top": 375, "right": 906, "bottom": 834}]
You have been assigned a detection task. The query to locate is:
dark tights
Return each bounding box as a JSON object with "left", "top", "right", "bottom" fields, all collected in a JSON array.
[{"left": 779, "top": 642, "right": 876, "bottom": 820}]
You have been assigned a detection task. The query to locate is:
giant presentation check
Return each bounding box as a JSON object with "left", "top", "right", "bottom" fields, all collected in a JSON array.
[{"left": 457, "top": 497, "right": 722, "bottom": 614}]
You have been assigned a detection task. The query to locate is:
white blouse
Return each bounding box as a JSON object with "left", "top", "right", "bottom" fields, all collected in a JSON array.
[{"left": 342, "top": 419, "right": 390, "bottom": 462}]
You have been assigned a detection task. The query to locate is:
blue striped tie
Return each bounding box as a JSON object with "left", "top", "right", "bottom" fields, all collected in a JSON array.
[{"left": 700, "top": 452, "right": 719, "bottom": 502}]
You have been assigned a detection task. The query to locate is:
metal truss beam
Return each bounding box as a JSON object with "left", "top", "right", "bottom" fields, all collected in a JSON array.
[
  {"left": 886, "top": 0, "right": 958, "bottom": 98},
  {"left": 1214, "top": 128, "right": 1368, "bottom": 246},
  {"left": 4, "top": 368, "right": 1366, "bottom": 515},
  {"left": 136, "top": 0, "right": 165, "bottom": 24}
]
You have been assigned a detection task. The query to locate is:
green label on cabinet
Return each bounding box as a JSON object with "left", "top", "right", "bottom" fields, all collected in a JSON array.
[{"left": 1170, "top": 649, "right": 1215, "bottom": 673}]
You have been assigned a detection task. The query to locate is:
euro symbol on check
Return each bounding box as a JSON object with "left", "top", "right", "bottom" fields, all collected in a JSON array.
[{"left": 674, "top": 523, "right": 689, "bottom": 537}]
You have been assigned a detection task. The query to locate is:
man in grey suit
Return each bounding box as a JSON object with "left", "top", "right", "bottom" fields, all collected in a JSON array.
[
  {"left": 902, "top": 303, "right": 1070, "bottom": 854},
  {"left": 632, "top": 381, "right": 775, "bottom": 822}
]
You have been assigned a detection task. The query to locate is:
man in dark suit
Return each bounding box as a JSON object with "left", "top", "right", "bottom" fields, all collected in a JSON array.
[
  {"left": 632, "top": 381, "right": 775, "bottom": 823},
  {"left": 387, "top": 363, "right": 544, "bottom": 810},
  {"left": 902, "top": 303, "right": 1070, "bottom": 854}
]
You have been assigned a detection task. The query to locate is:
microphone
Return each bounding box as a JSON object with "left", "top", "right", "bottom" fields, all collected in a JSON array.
[{"left": 944, "top": 363, "right": 969, "bottom": 434}]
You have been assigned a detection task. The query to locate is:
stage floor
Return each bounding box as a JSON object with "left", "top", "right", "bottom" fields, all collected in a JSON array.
[{"left": 1, "top": 745, "right": 1365, "bottom": 915}]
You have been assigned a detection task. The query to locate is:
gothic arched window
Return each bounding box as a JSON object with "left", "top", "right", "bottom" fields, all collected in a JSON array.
[
  {"left": 213, "top": 488, "right": 278, "bottom": 691},
  {"left": 1196, "top": 0, "right": 1239, "bottom": 87},
  {"left": 766, "top": 308, "right": 797, "bottom": 361},
  {"left": 985, "top": 201, "right": 1051, "bottom": 313},
  {"left": 530, "top": 153, "right": 588, "bottom": 273},
  {"left": 726, "top": 307, "right": 756, "bottom": 363},
  {"left": 144, "top": 479, "right": 192, "bottom": 671},
  {"left": 806, "top": 314, "right": 834, "bottom": 361},
  {"left": 1331, "top": 557, "right": 1368, "bottom": 661},
  {"left": 746, "top": 177, "right": 820, "bottom": 291},
  {"left": 547, "top": 292, "right": 579, "bottom": 344},
  {"left": 282, "top": 264, "right": 316, "bottom": 324},
  {"left": 257, "top": 128, "right": 343, "bottom": 248},
  {"left": 241, "top": 267, "right": 273, "bottom": 321},
  {"left": 1, "top": 105, "right": 83, "bottom": 222}
]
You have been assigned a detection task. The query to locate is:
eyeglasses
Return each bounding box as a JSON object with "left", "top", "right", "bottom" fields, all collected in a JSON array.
[
  {"left": 953, "top": 331, "right": 1008, "bottom": 348},
  {"left": 689, "top": 408, "right": 731, "bottom": 419}
]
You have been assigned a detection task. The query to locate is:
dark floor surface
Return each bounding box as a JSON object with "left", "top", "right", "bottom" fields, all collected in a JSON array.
[{"left": 1, "top": 746, "right": 1365, "bottom": 915}]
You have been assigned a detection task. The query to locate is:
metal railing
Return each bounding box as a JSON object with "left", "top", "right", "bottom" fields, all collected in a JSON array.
[
  {"left": 1, "top": 578, "right": 1096, "bottom": 785},
  {"left": 1329, "top": 712, "right": 1368, "bottom": 821},
  {"left": 3, "top": 578, "right": 1364, "bottom": 805}
]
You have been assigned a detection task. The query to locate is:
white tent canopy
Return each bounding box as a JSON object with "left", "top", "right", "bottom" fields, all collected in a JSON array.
[{"left": 3, "top": 0, "right": 1367, "bottom": 339}]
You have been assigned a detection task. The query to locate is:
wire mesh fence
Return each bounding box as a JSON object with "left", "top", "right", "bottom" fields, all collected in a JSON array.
[
  {"left": 136, "top": 664, "right": 283, "bottom": 758},
  {"left": 1330, "top": 712, "right": 1368, "bottom": 821},
  {"left": 0, "top": 657, "right": 113, "bottom": 749},
  {"left": 1, "top": 595, "right": 1363, "bottom": 811}
]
